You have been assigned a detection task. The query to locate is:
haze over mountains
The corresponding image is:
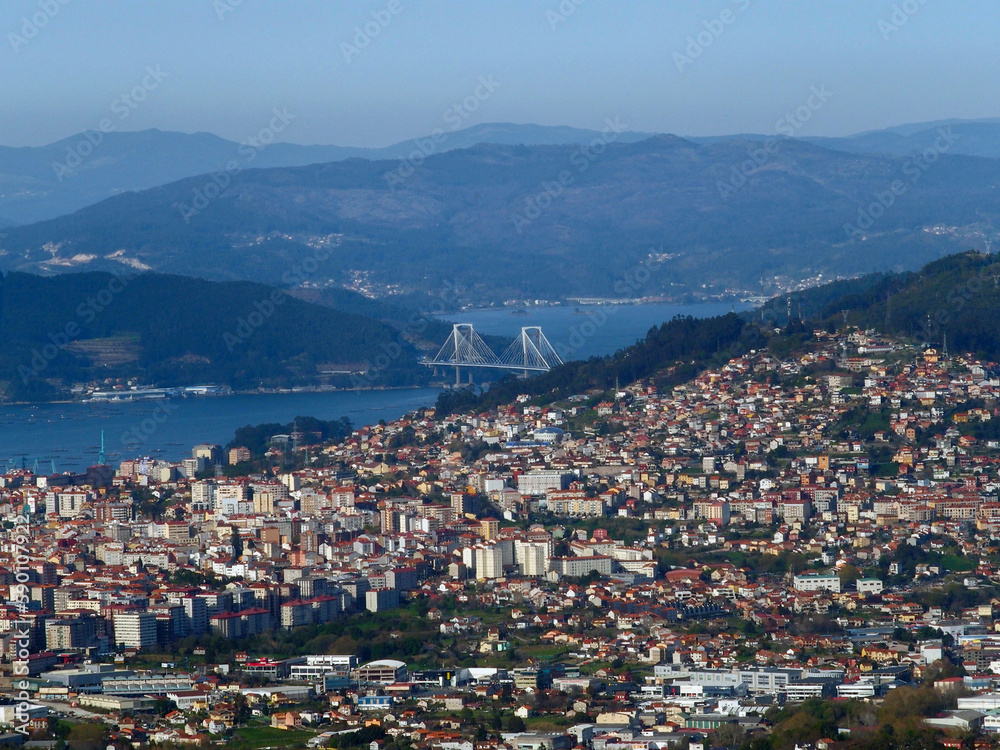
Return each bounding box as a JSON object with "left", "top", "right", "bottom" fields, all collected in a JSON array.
[
  {"left": 5, "top": 118, "right": 1000, "bottom": 227},
  {"left": 3, "top": 119, "right": 1000, "bottom": 304},
  {"left": 0, "top": 123, "right": 657, "bottom": 225}
]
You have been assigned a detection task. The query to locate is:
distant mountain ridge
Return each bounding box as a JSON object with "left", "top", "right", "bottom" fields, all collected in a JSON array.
[
  {"left": 0, "top": 123, "right": 656, "bottom": 225},
  {"left": 3, "top": 134, "right": 1000, "bottom": 303},
  {"left": 9, "top": 117, "right": 1000, "bottom": 226},
  {"left": 802, "top": 120, "right": 1000, "bottom": 159}
]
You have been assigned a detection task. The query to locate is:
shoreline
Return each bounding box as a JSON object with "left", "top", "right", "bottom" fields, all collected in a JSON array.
[
  {"left": 436, "top": 296, "right": 750, "bottom": 314},
  {"left": 5, "top": 383, "right": 441, "bottom": 408}
]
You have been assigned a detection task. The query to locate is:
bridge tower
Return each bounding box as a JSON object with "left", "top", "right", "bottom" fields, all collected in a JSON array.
[
  {"left": 430, "top": 323, "right": 501, "bottom": 385},
  {"left": 499, "top": 327, "right": 564, "bottom": 375}
]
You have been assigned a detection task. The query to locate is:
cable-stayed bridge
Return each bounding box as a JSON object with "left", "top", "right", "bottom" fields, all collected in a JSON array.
[{"left": 423, "top": 324, "right": 564, "bottom": 384}]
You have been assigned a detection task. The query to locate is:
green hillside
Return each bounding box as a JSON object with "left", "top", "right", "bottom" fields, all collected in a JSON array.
[
  {"left": 762, "top": 250, "right": 1000, "bottom": 358},
  {"left": 0, "top": 271, "right": 425, "bottom": 401}
]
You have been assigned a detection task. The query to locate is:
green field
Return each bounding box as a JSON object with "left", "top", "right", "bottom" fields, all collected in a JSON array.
[{"left": 230, "top": 724, "right": 318, "bottom": 749}]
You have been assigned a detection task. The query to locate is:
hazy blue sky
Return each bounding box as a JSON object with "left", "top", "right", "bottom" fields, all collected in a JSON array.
[{"left": 3, "top": 0, "right": 998, "bottom": 147}]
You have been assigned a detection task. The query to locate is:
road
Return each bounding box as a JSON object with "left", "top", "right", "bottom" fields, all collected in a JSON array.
[{"left": 33, "top": 699, "right": 113, "bottom": 723}]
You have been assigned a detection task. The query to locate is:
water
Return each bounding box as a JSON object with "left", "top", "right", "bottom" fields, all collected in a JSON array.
[
  {"left": 435, "top": 300, "right": 751, "bottom": 361},
  {"left": 2, "top": 301, "right": 748, "bottom": 472},
  {"left": 0, "top": 389, "right": 441, "bottom": 473}
]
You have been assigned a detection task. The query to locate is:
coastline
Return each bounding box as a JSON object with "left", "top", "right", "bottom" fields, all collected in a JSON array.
[
  {"left": 443, "top": 294, "right": 748, "bottom": 314},
  {"left": 0, "top": 387, "right": 445, "bottom": 472},
  {"left": 5, "top": 383, "right": 441, "bottom": 408}
]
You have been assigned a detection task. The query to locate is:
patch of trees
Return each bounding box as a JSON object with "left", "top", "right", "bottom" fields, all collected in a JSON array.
[{"left": 228, "top": 415, "right": 353, "bottom": 456}]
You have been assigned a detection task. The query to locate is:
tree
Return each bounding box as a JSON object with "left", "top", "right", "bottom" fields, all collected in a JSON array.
[
  {"left": 712, "top": 723, "right": 746, "bottom": 748},
  {"left": 878, "top": 684, "right": 949, "bottom": 729},
  {"left": 153, "top": 697, "right": 177, "bottom": 716},
  {"left": 66, "top": 722, "right": 109, "bottom": 750},
  {"left": 839, "top": 564, "right": 862, "bottom": 587},
  {"left": 501, "top": 716, "right": 525, "bottom": 732}
]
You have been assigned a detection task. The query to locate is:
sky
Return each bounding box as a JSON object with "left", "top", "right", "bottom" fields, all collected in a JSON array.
[{"left": 2, "top": 0, "right": 999, "bottom": 148}]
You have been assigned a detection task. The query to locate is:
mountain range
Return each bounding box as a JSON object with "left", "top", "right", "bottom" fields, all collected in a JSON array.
[
  {"left": 0, "top": 123, "right": 656, "bottom": 225},
  {"left": 4, "top": 118, "right": 1000, "bottom": 306},
  {"left": 3, "top": 132, "right": 1000, "bottom": 304},
  {"left": 7, "top": 118, "right": 1000, "bottom": 227}
]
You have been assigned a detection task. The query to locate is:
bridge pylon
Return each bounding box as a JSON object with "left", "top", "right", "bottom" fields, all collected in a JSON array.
[
  {"left": 499, "top": 327, "right": 564, "bottom": 375},
  {"left": 422, "top": 323, "right": 563, "bottom": 383}
]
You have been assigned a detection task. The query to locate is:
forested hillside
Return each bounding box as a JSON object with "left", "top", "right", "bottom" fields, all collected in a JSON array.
[{"left": 0, "top": 272, "right": 425, "bottom": 400}]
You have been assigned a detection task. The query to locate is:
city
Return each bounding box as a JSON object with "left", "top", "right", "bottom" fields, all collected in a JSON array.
[
  {"left": 4, "top": 4, "right": 1000, "bottom": 750},
  {"left": 0, "top": 326, "right": 998, "bottom": 749}
]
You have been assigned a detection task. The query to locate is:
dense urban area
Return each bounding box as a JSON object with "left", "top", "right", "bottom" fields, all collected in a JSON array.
[{"left": 5, "top": 327, "right": 1000, "bottom": 750}]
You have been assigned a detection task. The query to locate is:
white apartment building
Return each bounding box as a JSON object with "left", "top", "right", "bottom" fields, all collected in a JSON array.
[
  {"left": 792, "top": 573, "right": 841, "bottom": 593},
  {"left": 113, "top": 611, "right": 157, "bottom": 649}
]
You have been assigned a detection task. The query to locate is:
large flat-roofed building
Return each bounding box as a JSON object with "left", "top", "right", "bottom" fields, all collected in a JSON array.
[
  {"left": 737, "top": 667, "right": 802, "bottom": 695},
  {"left": 365, "top": 588, "right": 400, "bottom": 613},
  {"left": 242, "top": 657, "right": 306, "bottom": 680},
  {"left": 289, "top": 655, "right": 357, "bottom": 680},
  {"left": 357, "top": 659, "right": 406, "bottom": 685},
  {"left": 102, "top": 674, "right": 195, "bottom": 696},
  {"left": 40, "top": 664, "right": 131, "bottom": 689},
  {"left": 792, "top": 573, "right": 841, "bottom": 593},
  {"left": 210, "top": 608, "right": 272, "bottom": 638},
  {"left": 517, "top": 470, "right": 571, "bottom": 496},
  {"left": 78, "top": 695, "right": 156, "bottom": 712},
  {"left": 280, "top": 596, "right": 341, "bottom": 628},
  {"left": 45, "top": 616, "right": 99, "bottom": 651},
  {"left": 548, "top": 555, "right": 613, "bottom": 578},
  {"left": 857, "top": 578, "right": 883, "bottom": 596},
  {"left": 545, "top": 490, "right": 608, "bottom": 517}
]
